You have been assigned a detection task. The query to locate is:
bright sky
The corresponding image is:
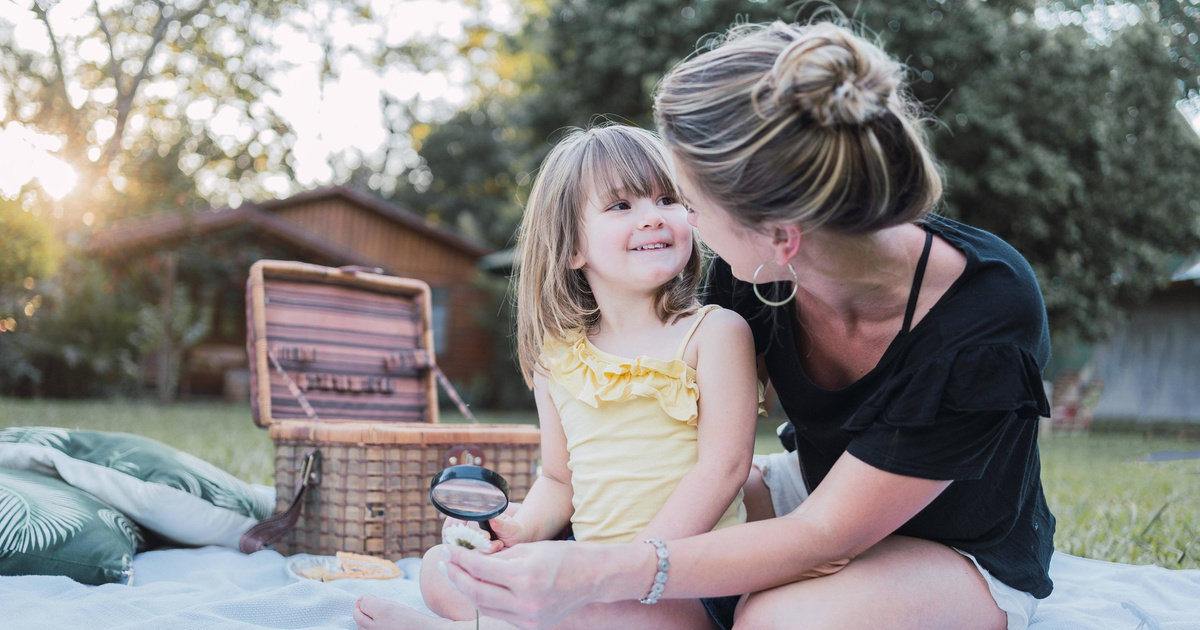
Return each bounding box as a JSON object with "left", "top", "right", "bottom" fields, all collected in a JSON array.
[
  {"left": 266, "top": 0, "right": 518, "bottom": 186},
  {"left": 0, "top": 0, "right": 516, "bottom": 203}
]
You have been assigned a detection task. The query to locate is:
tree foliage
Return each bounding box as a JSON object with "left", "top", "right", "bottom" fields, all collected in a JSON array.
[
  {"left": 399, "top": 0, "right": 1200, "bottom": 343},
  {"left": 0, "top": 197, "right": 60, "bottom": 291},
  {"left": 0, "top": 253, "right": 143, "bottom": 397}
]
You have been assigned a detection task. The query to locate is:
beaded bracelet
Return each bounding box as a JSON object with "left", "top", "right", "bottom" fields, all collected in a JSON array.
[{"left": 638, "top": 538, "right": 670, "bottom": 605}]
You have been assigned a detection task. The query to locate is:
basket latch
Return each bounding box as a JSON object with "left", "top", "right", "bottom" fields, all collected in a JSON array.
[{"left": 445, "top": 444, "right": 484, "bottom": 467}]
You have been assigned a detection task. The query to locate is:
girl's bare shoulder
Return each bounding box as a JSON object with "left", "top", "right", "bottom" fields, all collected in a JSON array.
[{"left": 685, "top": 307, "right": 754, "bottom": 365}]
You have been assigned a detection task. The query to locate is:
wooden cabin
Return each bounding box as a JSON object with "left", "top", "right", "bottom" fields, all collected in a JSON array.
[
  {"left": 86, "top": 186, "right": 498, "bottom": 403},
  {"left": 1086, "top": 260, "right": 1200, "bottom": 434}
]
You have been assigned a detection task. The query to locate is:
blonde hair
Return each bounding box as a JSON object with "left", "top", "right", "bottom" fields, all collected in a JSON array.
[
  {"left": 654, "top": 21, "right": 943, "bottom": 235},
  {"left": 514, "top": 124, "right": 701, "bottom": 387}
]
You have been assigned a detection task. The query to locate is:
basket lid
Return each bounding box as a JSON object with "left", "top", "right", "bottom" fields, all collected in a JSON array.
[{"left": 247, "top": 260, "right": 439, "bottom": 427}]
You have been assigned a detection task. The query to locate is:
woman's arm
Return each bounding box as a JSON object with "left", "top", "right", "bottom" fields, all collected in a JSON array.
[
  {"left": 628, "top": 452, "right": 951, "bottom": 597},
  {"left": 487, "top": 372, "right": 574, "bottom": 546},
  {"left": 444, "top": 451, "right": 950, "bottom": 629},
  {"left": 637, "top": 309, "right": 758, "bottom": 541}
]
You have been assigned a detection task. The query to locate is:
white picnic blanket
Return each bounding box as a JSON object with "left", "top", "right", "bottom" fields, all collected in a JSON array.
[
  {"left": 0, "top": 547, "right": 430, "bottom": 629},
  {"left": 0, "top": 546, "right": 1197, "bottom": 629}
]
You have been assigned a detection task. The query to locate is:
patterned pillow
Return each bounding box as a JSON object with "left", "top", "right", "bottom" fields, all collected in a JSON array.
[
  {"left": 0, "top": 427, "right": 273, "bottom": 548},
  {"left": 0, "top": 467, "right": 141, "bottom": 585}
]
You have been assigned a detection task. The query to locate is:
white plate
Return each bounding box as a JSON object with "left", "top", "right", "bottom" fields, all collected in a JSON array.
[{"left": 284, "top": 554, "right": 339, "bottom": 581}]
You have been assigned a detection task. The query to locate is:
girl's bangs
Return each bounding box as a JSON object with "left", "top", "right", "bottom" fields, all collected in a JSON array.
[{"left": 579, "top": 132, "right": 677, "bottom": 204}]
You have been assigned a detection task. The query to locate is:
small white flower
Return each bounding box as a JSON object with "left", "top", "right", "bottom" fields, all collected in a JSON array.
[{"left": 443, "top": 524, "right": 490, "bottom": 551}]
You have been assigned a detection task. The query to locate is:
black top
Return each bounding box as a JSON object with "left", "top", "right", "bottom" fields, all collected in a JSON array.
[{"left": 703, "top": 215, "right": 1056, "bottom": 598}]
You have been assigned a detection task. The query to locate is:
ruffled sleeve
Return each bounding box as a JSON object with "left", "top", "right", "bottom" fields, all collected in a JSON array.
[
  {"left": 843, "top": 343, "right": 1050, "bottom": 480},
  {"left": 542, "top": 333, "right": 700, "bottom": 425}
]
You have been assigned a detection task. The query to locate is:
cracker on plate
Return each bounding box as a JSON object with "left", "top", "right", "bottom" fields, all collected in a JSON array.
[{"left": 298, "top": 552, "right": 402, "bottom": 581}]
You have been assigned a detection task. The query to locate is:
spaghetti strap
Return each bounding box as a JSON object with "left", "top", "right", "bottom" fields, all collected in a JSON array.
[
  {"left": 674, "top": 305, "right": 720, "bottom": 360},
  {"left": 901, "top": 229, "right": 934, "bottom": 334}
]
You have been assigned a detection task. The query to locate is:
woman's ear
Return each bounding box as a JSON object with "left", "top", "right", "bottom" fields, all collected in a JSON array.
[{"left": 771, "top": 224, "right": 803, "bottom": 267}]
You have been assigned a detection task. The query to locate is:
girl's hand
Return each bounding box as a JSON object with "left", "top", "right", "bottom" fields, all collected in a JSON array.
[
  {"left": 443, "top": 540, "right": 612, "bottom": 630},
  {"left": 443, "top": 505, "right": 527, "bottom": 553},
  {"left": 486, "top": 512, "right": 528, "bottom": 551},
  {"left": 441, "top": 516, "right": 505, "bottom": 553},
  {"left": 441, "top": 515, "right": 478, "bottom": 535}
]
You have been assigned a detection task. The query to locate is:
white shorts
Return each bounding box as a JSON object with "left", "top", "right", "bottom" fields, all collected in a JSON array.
[{"left": 751, "top": 451, "right": 1039, "bottom": 630}]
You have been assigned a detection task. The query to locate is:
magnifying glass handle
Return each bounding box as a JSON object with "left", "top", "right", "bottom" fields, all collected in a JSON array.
[{"left": 479, "top": 519, "right": 498, "bottom": 541}]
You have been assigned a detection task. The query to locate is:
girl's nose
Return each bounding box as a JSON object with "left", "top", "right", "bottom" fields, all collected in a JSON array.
[{"left": 638, "top": 203, "right": 666, "bottom": 229}]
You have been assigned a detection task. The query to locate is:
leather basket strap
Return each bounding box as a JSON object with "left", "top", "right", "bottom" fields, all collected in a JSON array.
[
  {"left": 385, "top": 348, "right": 479, "bottom": 424},
  {"left": 269, "top": 348, "right": 319, "bottom": 421},
  {"left": 238, "top": 450, "right": 321, "bottom": 554},
  {"left": 431, "top": 362, "right": 478, "bottom": 424}
]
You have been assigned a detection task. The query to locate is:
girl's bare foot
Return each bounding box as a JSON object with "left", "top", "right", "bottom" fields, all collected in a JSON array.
[{"left": 354, "top": 595, "right": 455, "bottom": 630}]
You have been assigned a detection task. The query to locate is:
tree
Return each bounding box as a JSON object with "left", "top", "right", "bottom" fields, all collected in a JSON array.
[
  {"left": 1, "top": 0, "right": 318, "bottom": 224},
  {"left": 858, "top": 1, "right": 1200, "bottom": 340},
  {"left": 398, "top": 0, "right": 1200, "bottom": 344}
]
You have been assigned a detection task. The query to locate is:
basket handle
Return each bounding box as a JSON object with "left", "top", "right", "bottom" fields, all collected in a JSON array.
[
  {"left": 339, "top": 265, "right": 385, "bottom": 275},
  {"left": 239, "top": 449, "right": 322, "bottom": 554}
]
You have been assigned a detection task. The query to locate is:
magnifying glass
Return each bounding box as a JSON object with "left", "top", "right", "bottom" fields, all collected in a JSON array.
[{"left": 429, "top": 465, "right": 510, "bottom": 540}]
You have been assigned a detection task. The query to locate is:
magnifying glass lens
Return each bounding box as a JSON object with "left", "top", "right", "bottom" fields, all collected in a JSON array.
[
  {"left": 429, "top": 465, "right": 511, "bottom": 540},
  {"left": 430, "top": 478, "right": 508, "bottom": 515}
]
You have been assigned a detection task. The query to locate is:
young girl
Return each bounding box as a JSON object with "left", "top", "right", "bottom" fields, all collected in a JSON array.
[{"left": 355, "top": 124, "right": 762, "bottom": 629}]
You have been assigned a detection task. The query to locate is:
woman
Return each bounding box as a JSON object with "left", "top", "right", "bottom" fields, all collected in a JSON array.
[{"left": 432, "top": 20, "right": 1055, "bottom": 630}]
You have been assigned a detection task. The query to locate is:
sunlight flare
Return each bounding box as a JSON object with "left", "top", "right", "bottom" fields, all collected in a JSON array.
[{"left": 0, "top": 122, "right": 78, "bottom": 200}]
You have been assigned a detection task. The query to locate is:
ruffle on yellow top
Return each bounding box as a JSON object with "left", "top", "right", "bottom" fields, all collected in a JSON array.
[{"left": 542, "top": 333, "right": 700, "bottom": 425}]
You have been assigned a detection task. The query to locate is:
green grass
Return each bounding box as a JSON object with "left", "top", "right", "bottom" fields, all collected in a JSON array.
[
  {"left": 2, "top": 399, "right": 1197, "bottom": 570},
  {"left": 0, "top": 398, "right": 276, "bottom": 484},
  {"left": 1038, "top": 433, "right": 1200, "bottom": 570}
]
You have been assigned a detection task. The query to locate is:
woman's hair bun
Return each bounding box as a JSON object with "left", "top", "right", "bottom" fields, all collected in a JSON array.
[{"left": 760, "top": 23, "right": 900, "bottom": 127}]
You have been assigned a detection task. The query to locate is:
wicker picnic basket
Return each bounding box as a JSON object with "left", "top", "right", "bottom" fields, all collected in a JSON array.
[{"left": 239, "top": 260, "right": 540, "bottom": 559}]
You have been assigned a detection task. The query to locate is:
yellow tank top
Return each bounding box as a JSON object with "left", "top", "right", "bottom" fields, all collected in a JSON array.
[{"left": 542, "top": 305, "right": 746, "bottom": 544}]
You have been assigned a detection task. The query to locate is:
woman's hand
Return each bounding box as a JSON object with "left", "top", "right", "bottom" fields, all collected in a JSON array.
[{"left": 442, "top": 540, "right": 615, "bottom": 630}]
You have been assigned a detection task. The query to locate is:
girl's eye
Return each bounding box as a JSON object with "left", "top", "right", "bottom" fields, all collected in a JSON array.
[
  {"left": 657, "top": 196, "right": 679, "bottom": 206},
  {"left": 606, "top": 201, "right": 631, "bottom": 211}
]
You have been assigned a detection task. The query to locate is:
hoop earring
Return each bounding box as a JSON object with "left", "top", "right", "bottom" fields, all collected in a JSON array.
[{"left": 752, "top": 262, "right": 798, "bottom": 307}]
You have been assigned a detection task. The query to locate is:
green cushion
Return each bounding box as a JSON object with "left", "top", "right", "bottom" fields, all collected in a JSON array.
[
  {"left": 0, "top": 427, "right": 273, "bottom": 548},
  {"left": 0, "top": 467, "right": 141, "bottom": 585}
]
